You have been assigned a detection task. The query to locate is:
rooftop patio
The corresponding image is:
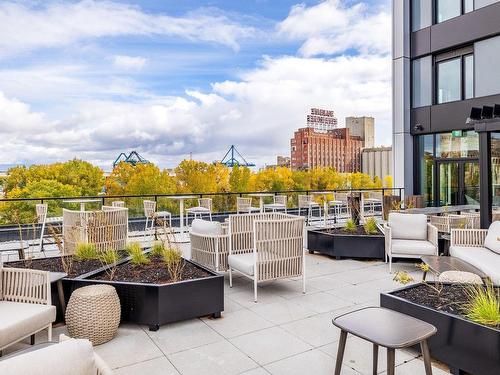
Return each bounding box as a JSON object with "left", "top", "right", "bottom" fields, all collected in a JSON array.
[{"left": 3, "top": 247, "right": 450, "bottom": 375}]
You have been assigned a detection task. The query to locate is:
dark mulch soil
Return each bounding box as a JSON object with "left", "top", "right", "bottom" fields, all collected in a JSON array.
[
  {"left": 6, "top": 256, "right": 106, "bottom": 278},
  {"left": 323, "top": 226, "right": 382, "bottom": 236},
  {"left": 91, "top": 256, "right": 212, "bottom": 284},
  {"left": 394, "top": 283, "right": 500, "bottom": 329}
]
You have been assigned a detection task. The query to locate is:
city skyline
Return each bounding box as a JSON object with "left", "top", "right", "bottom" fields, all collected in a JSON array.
[{"left": 0, "top": 0, "right": 391, "bottom": 169}]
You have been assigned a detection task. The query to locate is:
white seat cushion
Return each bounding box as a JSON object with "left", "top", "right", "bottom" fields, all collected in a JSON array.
[
  {"left": 191, "top": 219, "right": 223, "bottom": 236},
  {"left": 0, "top": 302, "right": 56, "bottom": 348},
  {"left": 388, "top": 213, "right": 428, "bottom": 240},
  {"left": 228, "top": 253, "right": 255, "bottom": 276},
  {"left": 264, "top": 204, "right": 286, "bottom": 209},
  {"left": 449, "top": 245, "right": 500, "bottom": 285},
  {"left": 0, "top": 338, "right": 96, "bottom": 375},
  {"left": 156, "top": 211, "right": 171, "bottom": 217},
  {"left": 391, "top": 239, "right": 436, "bottom": 256},
  {"left": 187, "top": 207, "right": 210, "bottom": 213},
  {"left": 484, "top": 221, "right": 500, "bottom": 254}
]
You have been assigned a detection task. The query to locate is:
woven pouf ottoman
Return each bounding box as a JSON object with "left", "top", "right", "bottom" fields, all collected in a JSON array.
[
  {"left": 439, "top": 270, "right": 483, "bottom": 285},
  {"left": 66, "top": 285, "right": 121, "bottom": 345}
]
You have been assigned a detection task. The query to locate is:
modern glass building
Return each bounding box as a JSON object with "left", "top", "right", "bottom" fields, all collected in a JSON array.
[{"left": 393, "top": 0, "right": 500, "bottom": 226}]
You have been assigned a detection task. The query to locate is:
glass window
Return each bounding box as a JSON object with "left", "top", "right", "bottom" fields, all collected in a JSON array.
[
  {"left": 419, "top": 135, "right": 434, "bottom": 205},
  {"left": 475, "top": 35, "right": 500, "bottom": 97},
  {"left": 475, "top": 0, "right": 500, "bottom": 10},
  {"left": 412, "top": 56, "right": 432, "bottom": 108},
  {"left": 464, "top": 0, "right": 474, "bottom": 12},
  {"left": 437, "top": 58, "right": 461, "bottom": 104},
  {"left": 412, "top": 0, "right": 432, "bottom": 31},
  {"left": 492, "top": 132, "right": 500, "bottom": 207},
  {"left": 437, "top": 0, "right": 461, "bottom": 23},
  {"left": 436, "top": 131, "right": 479, "bottom": 158},
  {"left": 464, "top": 54, "right": 474, "bottom": 99}
]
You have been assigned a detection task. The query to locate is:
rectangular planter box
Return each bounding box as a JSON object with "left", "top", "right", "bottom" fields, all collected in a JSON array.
[
  {"left": 65, "top": 259, "right": 224, "bottom": 331},
  {"left": 307, "top": 228, "right": 385, "bottom": 259},
  {"left": 381, "top": 283, "right": 500, "bottom": 375}
]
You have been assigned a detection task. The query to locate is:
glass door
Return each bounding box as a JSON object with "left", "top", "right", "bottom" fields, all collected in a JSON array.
[
  {"left": 463, "top": 162, "right": 480, "bottom": 205},
  {"left": 438, "top": 162, "right": 460, "bottom": 206},
  {"left": 436, "top": 160, "right": 479, "bottom": 206}
]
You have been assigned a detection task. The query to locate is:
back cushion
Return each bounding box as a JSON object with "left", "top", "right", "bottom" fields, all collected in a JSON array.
[
  {"left": 388, "top": 213, "right": 428, "bottom": 240},
  {"left": 0, "top": 339, "right": 96, "bottom": 375},
  {"left": 484, "top": 221, "right": 500, "bottom": 254},
  {"left": 191, "top": 219, "right": 223, "bottom": 236}
]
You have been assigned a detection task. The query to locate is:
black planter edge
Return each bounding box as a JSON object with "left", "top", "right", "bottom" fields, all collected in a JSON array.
[{"left": 381, "top": 282, "right": 500, "bottom": 375}]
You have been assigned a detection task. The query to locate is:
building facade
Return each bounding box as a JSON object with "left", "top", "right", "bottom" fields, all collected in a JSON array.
[
  {"left": 276, "top": 156, "right": 291, "bottom": 168},
  {"left": 362, "top": 146, "right": 392, "bottom": 181},
  {"left": 393, "top": 0, "right": 500, "bottom": 209},
  {"left": 290, "top": 127, "right": 363, "bottom": 171},
  {"left": 346, "top": 116, "right": 375, "bottom": 148}
]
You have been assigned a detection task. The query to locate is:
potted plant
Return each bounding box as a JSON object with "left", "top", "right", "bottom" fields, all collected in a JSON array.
[
  {"left": 381, "top": 269, "right": 500, "bottom": 375},
  {"left": 307, "top": 217, "right": 385, "bottom": 259},
  {"left": 68, "top": 225, "right": 224, "bottom": 331}
]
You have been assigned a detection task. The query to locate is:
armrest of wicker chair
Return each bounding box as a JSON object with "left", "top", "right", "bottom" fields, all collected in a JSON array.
[
  {"left": 427, "top": 223, "right": 438, "bottom": 250},
  {"left": 450, "top": 228, "right": 488, "bottom": 247},
  {"left": 190, "top": 232, "right": 229, "bottom": 272},
  {"left": 1, "top": 267, "right": 51, "bottom": 305}
]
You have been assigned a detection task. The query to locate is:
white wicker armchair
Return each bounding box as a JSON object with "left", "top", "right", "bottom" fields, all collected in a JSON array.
[
  {"left": 62, "top": 207, "right": 128, "bottom": 254},
  {"left": 384, "top": 213, "right": 438, "bottom": 272},
  {"left": 0, "top": 267, "right": 56, "bottom": 355},
  {"left": 228, "top": 213, "right": 305, "bottom": 302},
  {"left": 190, "top": 219, "right": 229, "bottom": 272},
  {"left": 236, "top": 197, "right": 260, "bottom": 214}
]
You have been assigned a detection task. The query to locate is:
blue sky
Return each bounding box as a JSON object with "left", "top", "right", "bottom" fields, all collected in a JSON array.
[{"left": 0, "top": 0, "right": 391, "bottom": 169}]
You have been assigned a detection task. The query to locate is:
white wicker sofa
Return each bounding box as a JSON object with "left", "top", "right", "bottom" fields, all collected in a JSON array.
[
  {"left": 384, "top": 213, "right": 438, "bottom": 272},
  {"left": 0, "top": 267, "right": 56, "bottom": 356},
  {"left": 450, "top": 221, "right": 500, "bottom": 285},
  {"left": 227, "top": 213, "right": 306, "bottom": 302},
  {"left": 0, "top": 335, "right": 112, "bottom": 375}
]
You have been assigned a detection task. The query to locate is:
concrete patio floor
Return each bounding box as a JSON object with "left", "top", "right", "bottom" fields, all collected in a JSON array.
[{"left": 5, "top": 251, "right": 450, "bottom": 375}]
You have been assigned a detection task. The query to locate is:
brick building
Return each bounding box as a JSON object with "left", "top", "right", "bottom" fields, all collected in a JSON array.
[{"left": 290, "top": 127, "right": 363, "bottom": 171}]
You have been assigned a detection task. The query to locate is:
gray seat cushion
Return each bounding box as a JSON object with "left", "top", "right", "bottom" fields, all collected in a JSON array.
[
  {"left": 228, "top": 253, "right": 255, "bottom": 276},
  {"left": 388, "top": 213, "right": 428, "bottom": 240},
  {"left": 0, "top": 302, "right": 56, "bottom": 348},
  {"left": 449, "top": 245, "right": 500, "bottom": 285},
  {"left": 391, "top": 239, "right": 436, "bottom": 256}
]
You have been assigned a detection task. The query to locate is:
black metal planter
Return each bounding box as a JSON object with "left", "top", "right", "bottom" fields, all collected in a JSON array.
[
  {"left": 307, "top": 228, "right": 385, "bottom": 259},
  {"left": 381, "top": 283, "right": 500, "bottom": 375},
  {"left": 64, "top": 260, "right": 224, "bottom": 331}
]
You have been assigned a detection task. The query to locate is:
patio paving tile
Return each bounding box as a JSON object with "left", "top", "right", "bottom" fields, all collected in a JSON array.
[
  {"left": 249, "top": 297, "right": 317, "bottom": 325},
  {"left": 168, "top": 340, "right": 258, "bottom": 375},
  {"left": 202, "top": 308, "right": 274, "bottom": 338},
  {"left": 301, "top": 274, "right": 351, "bottom": 292},
  {"left": 319, "top": 335, "right": 419, "bottom": 374},
  {"left": 288, "top": 291, "right": 353, "bottom": 313},
  {"left": 239, "top": 367, "right": 271, "bottom": 374},
  {"left": 327, "top": 283, "right": 389, "bottom": 304},
  {"left": 280, "top": 312, "right": 341, "bottom": 347},
  {"left": 381, "top": 357, "right": 450, "bottom": 375},
  {"left": 264, "top": 348, "right": 361, "bottom": 375},
  {"left": 92, "top": 324, "right": 163, "bottom": 369},
  {"left": 114, "top": 356, "right": 180, "bottom": 375},
  {"left": 147, "top": 318, "right": 224, "bottom": 355},
  {"left": 229, "top": 326, "right": 312, "bottom": 365}
]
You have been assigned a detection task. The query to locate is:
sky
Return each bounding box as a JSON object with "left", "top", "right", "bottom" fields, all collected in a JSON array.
[{"left": 0, "top": 0, "right": 391, "bottom": 170}]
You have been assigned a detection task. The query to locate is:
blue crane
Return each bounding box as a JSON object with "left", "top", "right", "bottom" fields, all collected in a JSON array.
[{"left": 220, "top": 145, "right": 255, "bottom": 167}]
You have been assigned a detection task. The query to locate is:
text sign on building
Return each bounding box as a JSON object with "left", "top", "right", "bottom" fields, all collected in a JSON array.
[{"left": 306, "top": 108, "right": 338, "bottom": 132}]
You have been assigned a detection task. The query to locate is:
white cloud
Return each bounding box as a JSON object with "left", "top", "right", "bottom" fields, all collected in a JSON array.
[
  {"left": 113, "top": 55, "right": 147, "bottom": 70},
  {"left": 0, "top": 0, "right": 255, "bottom": 58},
  {"left": 277, "top": 0, "right": 390, "bottom": 57},
  {"left": 0, "top": 52, "right": 391, "bottom": 168},
  {"left": 0, "top": 1, "right": 393, "bottom": 169}
]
